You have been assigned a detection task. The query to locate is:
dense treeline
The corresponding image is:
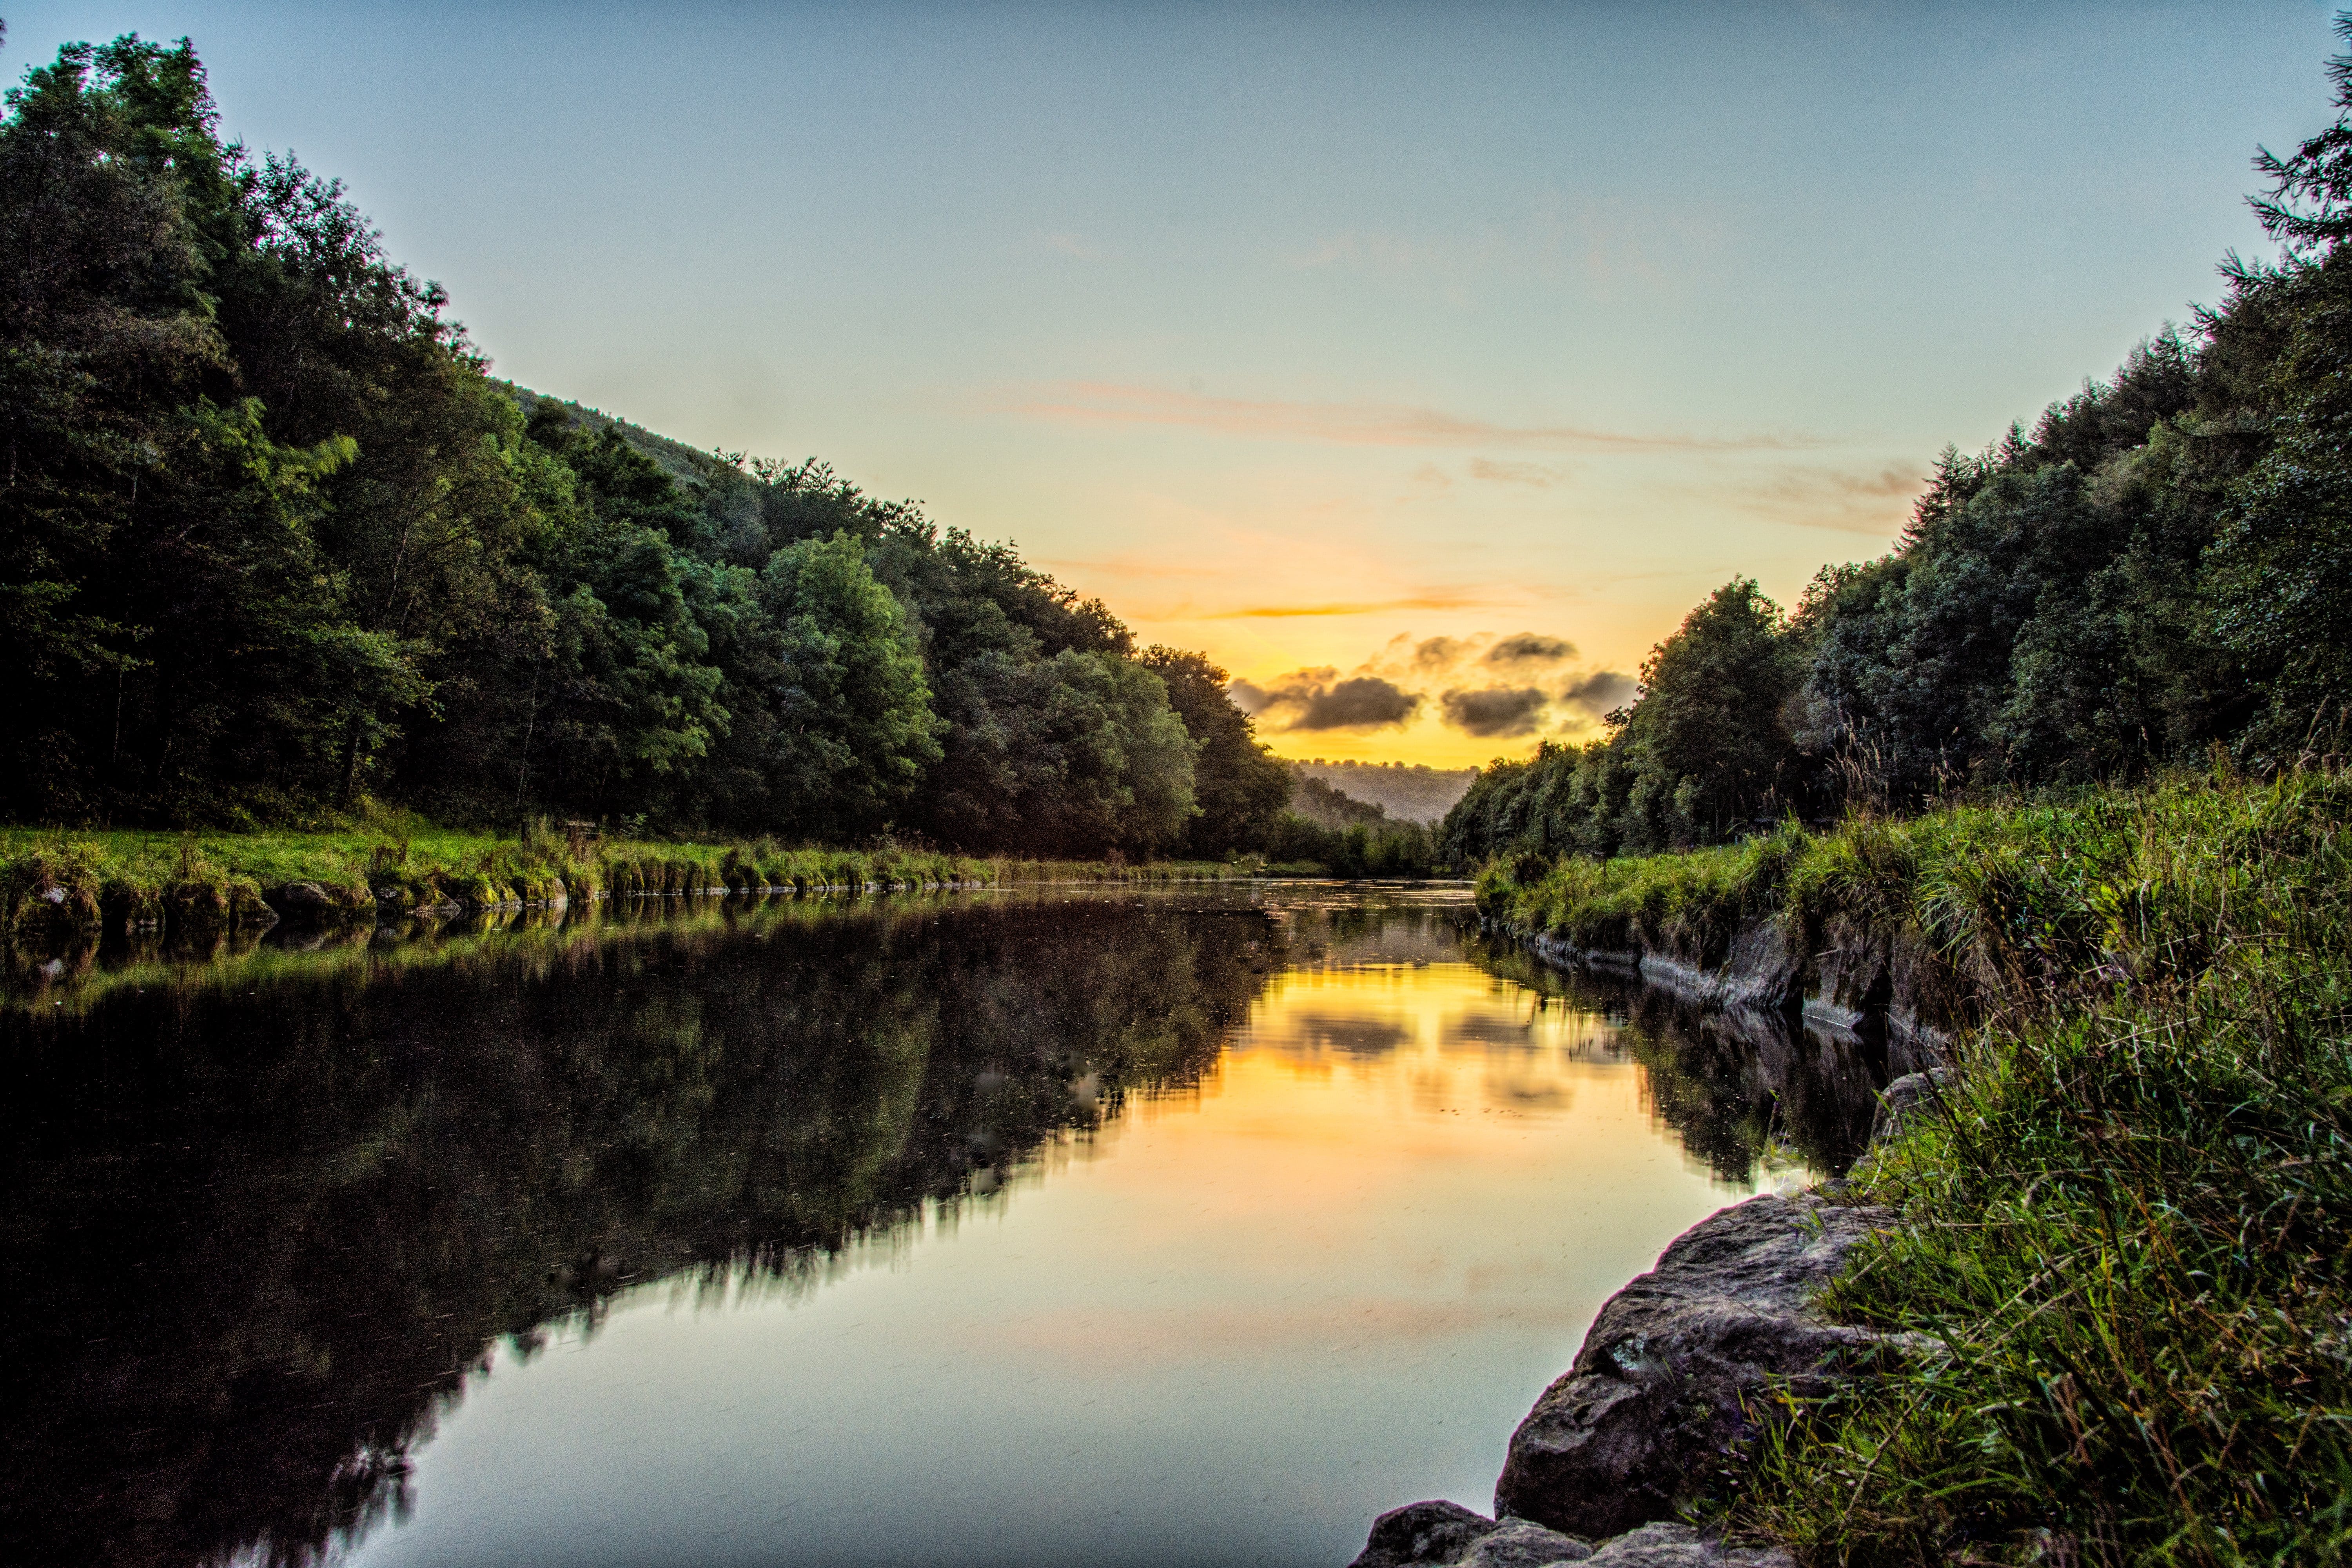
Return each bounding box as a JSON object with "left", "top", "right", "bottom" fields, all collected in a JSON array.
[
  {"left": 0, "top": 34, "right": 1297, "bottom": 858},
  {"left": 1448, "top": 28, "right": 2352, "bottom": 866}
]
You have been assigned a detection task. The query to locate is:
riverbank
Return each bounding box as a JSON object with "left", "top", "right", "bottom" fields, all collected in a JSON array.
[
  {"left": 1412, "top": 765, "right": 2352, "bottom": 1564},
  {"left": 0, "top": 820, "right": 1252, "bottom": 942}
]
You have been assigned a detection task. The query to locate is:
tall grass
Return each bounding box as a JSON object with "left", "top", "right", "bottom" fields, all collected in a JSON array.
[{"left": 1479, "top": 766, "right": 2352, "bottom": 1564}]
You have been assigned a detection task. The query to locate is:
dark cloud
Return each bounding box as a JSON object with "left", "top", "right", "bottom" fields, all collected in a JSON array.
[
  {"left": 1559, "top": 670, "right": 1638, "bottom": 719},
  {"left": 1440, "top": 686, "right": 1550, "bottom": 737},
  {"left": 1414, "top": 635, "right": 1469, "bottom": 670},
  {"left": 1485, "top": 633, "right": 1576, "bottom": 667},
  {"left": 1234, "top": 670, "right": 1423, "bottom": 731}
]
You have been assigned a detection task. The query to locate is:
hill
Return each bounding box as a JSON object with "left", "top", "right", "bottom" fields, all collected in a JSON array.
[
  {"left": 0, "top": 34, "right": 1297, "bottom": 860},
  {"left": 1290, "top": 762, "right": 1478, "bottom": 825}
]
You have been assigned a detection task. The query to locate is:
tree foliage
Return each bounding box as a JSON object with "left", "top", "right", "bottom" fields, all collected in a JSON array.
[
  {"left": 1446, "top": 22, "right": 2352, "bottom": 865},
  {"left": 0, "top": 33, "right": 1292, "bottom": 856}
]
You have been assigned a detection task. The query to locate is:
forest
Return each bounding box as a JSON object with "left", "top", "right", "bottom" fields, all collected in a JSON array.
[
  {"left": 0, "top": 33, "right": 1305, "bottom": 860},
  {"left": 1445, "top": 35, "right": 2352, "bottom": 866}
]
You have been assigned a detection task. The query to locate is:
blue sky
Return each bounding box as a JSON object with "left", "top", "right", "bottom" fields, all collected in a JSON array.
[{"left": 7, "top": 1, "right": 2339, "bottom": 761}]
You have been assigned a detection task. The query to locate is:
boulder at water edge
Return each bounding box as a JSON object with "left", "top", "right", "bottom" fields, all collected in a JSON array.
[
  {"left": 1345, "top": 1500, "right": 1792, "bottom": 1568},
  {"left": 1491, "top": 1193, "right": 1893, "bottom": 1539}
]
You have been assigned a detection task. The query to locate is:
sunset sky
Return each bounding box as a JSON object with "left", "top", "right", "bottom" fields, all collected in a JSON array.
[{"left": 9, "top": 1, "right": 2339, "bottom": 766}]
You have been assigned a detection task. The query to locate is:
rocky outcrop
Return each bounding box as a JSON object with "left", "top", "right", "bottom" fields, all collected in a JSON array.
[
  {"left": 1871, "top": 1068, "right": 1953, "bottom": 1143},
  {"left": 1640, "top": 922, "right": 1808, "bottom": 1016},
  {"left": 1529, "top": 925, "right": 1804, "bottom": 1018},
  {"left": 1346, "top": 1501, "right": 1791, "bottom": 1568},
  {"left": 1512, "top": 910, "right": 1961, "bottom": 1071},
  {"left": 1350, "top": 1501, "right": 1508, "bottom": 1568},
  {"left": 1349, "top": 911, "right": 1951, "bottom": 1566},
  {"left": 1492, "top": 1193, "right": 1894, "bottom": 1539}
]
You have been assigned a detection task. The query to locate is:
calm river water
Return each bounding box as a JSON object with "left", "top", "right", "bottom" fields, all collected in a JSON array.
[{"left": 2, "top": 884, "right": 1887, "bottom": 1568}]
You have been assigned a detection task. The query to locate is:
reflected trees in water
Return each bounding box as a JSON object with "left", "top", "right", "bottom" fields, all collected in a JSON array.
[{"left": 0, "top": 892, "right": 1885, "bottom": 1568}]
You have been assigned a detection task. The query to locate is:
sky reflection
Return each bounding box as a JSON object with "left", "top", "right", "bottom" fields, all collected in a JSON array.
[{"left": 345, "top": 916, "right": 1787, "bottom": 1568}]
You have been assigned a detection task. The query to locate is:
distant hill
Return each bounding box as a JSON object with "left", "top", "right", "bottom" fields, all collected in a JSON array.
[
  {"left": 1288, "top": 772, "right": 1389, "bottom": 829},
  {"left": 1289, "top": 761, "right": 1478, "bottom": 825}
]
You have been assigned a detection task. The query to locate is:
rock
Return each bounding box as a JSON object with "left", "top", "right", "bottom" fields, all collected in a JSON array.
[
  {"left": 1463, "top": 1519, "right": 1597, "bottom": 1566},
  {"left": 1872, "top": 1068, "right": 1952, "bottom": 1143},
  {"left": 1344, "top": 1504, "right": 1782, "bottom": 1568},
  {"left": 1584, "top": 1523, "right": 1791, "bottom": 1568},
  {"left": 266, "top": 881, "right": 332, "bottom": 914},
  {"left": 1349, "top": 1500, "right": 1503, "bottom": 1568},
  {"left": 1493, "top": 1193, "right": 1893, "bottom": 1539}
]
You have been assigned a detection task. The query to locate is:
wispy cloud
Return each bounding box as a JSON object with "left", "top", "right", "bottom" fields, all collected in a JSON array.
[
  {"left": 1003, "top": 382, "right": 1819, "bottom": 454},
  {"left": 1469, "top": 457, "right": 1571, "bottom": 487},
  {"left": 1209, "top": 593, "right": 1500, "bottom": 619},
  {"left": 1740, "top": 463, "right": 1925, "bottom": 535},
  {"left": 1040, "top": 231, "right": 1112, "bottom": 261},
  {"left": 1282, "top": 194, "right": 1720, "bottom": 298}
]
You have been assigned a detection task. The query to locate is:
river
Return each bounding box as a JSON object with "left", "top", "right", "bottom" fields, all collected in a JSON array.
[{"left": 0, "top": 884, "right": 1887, "bottom": 1568}]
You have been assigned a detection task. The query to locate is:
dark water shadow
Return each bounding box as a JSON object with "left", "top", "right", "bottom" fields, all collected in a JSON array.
[
  {"left": 1463, "top": 931, "right": 1888, "bottom": 1183},
  {"left": 0, "top": 892, "right": 1291, "bottom": 1568}
]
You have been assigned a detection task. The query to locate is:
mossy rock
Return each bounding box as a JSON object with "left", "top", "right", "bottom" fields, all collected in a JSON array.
[
  {"left": 443, "top": 873, "right": 513, "bottom": 906},
  {"left": 226, "top": 876, "right": 273, "bottom": 926},
  {"left": 100, "top": 877, "right": 165, "bottom": 929},
  {"left": 4, "top": 847, "right": 105, "bottom": 937},
  {"left": 165, "top": 877, "right": 232, "bottom": 932}
]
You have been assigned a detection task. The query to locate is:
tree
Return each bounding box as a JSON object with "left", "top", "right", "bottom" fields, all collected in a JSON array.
[
  {"left": 1620, "top": 579, "right": 1800, "bottom": 845},
  {"left": 1136, "top": 646, "right": 1290, "bottom": 856},
  {"left": 758, "top": 530, "right": 940, "bottom": 835}
]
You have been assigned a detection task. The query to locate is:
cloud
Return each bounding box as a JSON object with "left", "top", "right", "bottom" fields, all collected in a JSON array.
[
  {"left": 1283, "top": 194, "right": 1720, "bottom": 299},
  {"left": 1741, "top": 464, "right": 1925, "bottom": 535},
  {"left": 1041, "top": 231, "right": 1111, "bottom": 261},
  {"left": 1559, "top": 670, "right": 1638, "bottom": 719},
  {"left": 1415, "top": 635, "right": 1472, "bottom": 670},
  {"left": 1485, "top": 633, "right": 1576, "bottom": 668},
  {"left": 1003, "top": 381, "right": 1817, "bottom": 454},
  {"left": 1469, "top": 457, "right": 1569, "bottom": 487},
  {"left": 1209, "top": 593, "right": 1495, "bottom": 619},
  {"left": 1232, "top": 670, "right": 1424, "bottom": 732},
  {"left": 1440, "top": 686, "right": 1552, "bottom": 738}
]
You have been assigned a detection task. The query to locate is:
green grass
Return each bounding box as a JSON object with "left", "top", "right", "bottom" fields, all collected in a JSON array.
[
  {"left": 1477, "top": 766, "right": 2352, "bottom": 1565},
  {"left": 0, "top": 815, "right": 1250, "bottom": 947}
]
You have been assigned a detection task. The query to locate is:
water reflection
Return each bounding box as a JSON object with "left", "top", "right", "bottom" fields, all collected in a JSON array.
[
  {"left": 0, "top": 889, "right": 1885, "bottom": 1568},
  {"left": 1467, "top": 934, "right": 1889, "bottom": 1181}
]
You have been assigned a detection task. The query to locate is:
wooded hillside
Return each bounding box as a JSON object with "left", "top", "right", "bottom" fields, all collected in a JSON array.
[
  {"left": 0, "top": 34, "right": 1295, "bottom": 857},
  {"left": 1448, "top": 24, "right": 2352, "bottom": 865}
]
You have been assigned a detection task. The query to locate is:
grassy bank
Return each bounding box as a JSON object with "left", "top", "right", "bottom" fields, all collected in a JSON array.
[
  {"left": 1477, "top": 767, "right": 2352, "bottom": 1565},
  {"left": 0, "top": 819, "right": 1250, "bottom": 944}
]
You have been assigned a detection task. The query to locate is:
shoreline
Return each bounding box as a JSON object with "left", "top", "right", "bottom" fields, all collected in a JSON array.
[
  {"left": 1345, "top": 908, "right": 1928, "bottom": 1568},
  {"left": 1348, "top": 767, "right": 2352, "bottom": 1565},
  {"left": 0, "top": 822, "right": 1269, "bottom": 947}
]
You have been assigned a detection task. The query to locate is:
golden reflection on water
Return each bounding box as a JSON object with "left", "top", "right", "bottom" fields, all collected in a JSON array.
[{"left": 343, "top": 905, "right": 1782, "bottom": 1568}]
